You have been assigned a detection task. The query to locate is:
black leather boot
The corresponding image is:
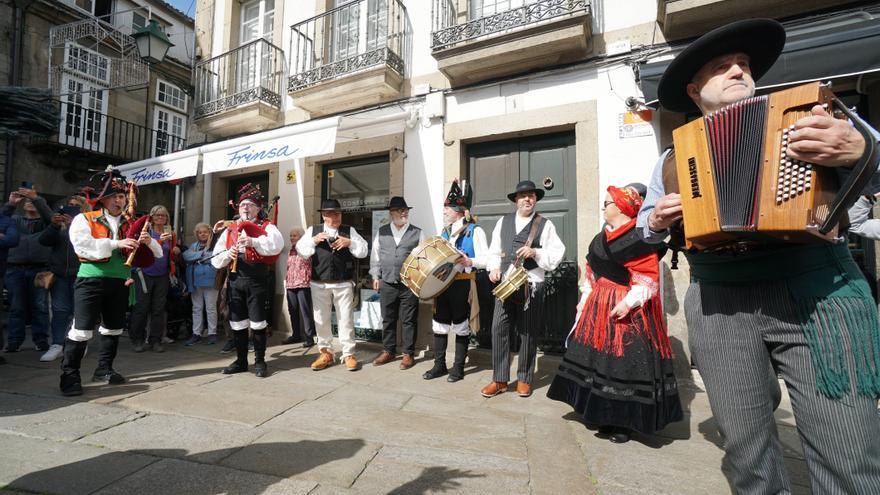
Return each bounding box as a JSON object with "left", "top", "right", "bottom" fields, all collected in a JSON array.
[
  {"left": 447, "top": 335, "right": 469, "bottom": 382},
  {"left": 252, "top": 329, "right": 268, "bottom": 378},
  {"left": 222, "top": 331, "right": 249, "bottom": 374},
  {"left": 60, "top": 339, "right": 87, "bottom": 396},
  {"left": 92, "top": 335, "right": 125, "bottom": 384},
  {"left": 422, "top": 334, "right": 448, "bottom": 380}
]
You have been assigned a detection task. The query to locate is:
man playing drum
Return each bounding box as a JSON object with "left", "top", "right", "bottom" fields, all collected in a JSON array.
[
  {"left": 369, "top": 196, "right": 425, "bottom": 369},
  {"left": 483, "top": 180, "right": 565, "bottom": 399},
  {"left": 423, "top": 180, "right": 489, "bottom": 383},
  {"left": 297, "top": 199, "right": 369, "bottom": 371}
]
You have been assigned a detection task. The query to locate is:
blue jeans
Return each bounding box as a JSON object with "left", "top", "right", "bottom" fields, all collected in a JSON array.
[
  {"left": 50, "top": 275, "right": 75, "bottom": 345},
  {"left": 4, "top": 266, "right": 49, "bottom": 348}
]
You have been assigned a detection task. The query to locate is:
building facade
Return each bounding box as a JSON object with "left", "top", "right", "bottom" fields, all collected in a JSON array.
[
  {"left": 164, "top": 0, "right": 880, "bottom": 356},
  {"left": 1, "top": 0, "right": 195, "bottom": 211}
]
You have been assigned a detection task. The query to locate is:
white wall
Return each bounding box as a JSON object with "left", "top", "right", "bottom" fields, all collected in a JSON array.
[{"left": 403, "top": 111, "right": 445, "bottom": 236}]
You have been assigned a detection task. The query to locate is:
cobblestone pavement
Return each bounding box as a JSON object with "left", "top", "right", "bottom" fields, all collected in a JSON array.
[{"left": 0, "top": 337, "right": 809, "bottom": 494}]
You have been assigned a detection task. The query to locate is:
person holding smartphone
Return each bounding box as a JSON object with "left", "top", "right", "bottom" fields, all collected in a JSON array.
[
  {"left": 2, "top": 183, "right": 53, "bottom": 354},
  {"left": 130, "top": 205, "right": 178, "bottom": 352},
  {"left": 36, "top": 196, "right": 88, "bottom": 361}
]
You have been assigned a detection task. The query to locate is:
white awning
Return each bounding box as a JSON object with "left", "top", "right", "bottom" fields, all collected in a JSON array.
[
  {"left": 202, "top": 117, "right": 339, "bottom": 174},
  {"left": 117, "top": 147, "right": 200, "bottom": 186}
]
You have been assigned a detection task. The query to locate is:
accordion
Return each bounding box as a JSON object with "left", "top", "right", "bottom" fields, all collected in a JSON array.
[{"left": 672, "top": 82, "right": 877, "bottom": 251}]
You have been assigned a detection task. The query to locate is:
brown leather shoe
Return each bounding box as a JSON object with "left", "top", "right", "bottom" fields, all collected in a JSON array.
[
  {"left": 399, "top": 354, "right": 415, "bottom": 370},
  {"left": 481, "top": 381, "right": 508, "bottom": 398},
  {"left": 372, "top": 351, "right": 395, "bottom": 366},
  {"left": 344, "top": 355, "right": 360, "bottom": 371},
  {"left": 516, "top": 381, "right": 532, "bottom": 397},
  {"left": 310, "top": 348, "right": 335, "bottom": 371}
]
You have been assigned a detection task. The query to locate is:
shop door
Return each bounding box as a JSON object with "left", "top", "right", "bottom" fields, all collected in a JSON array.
[{"left": 467, "top": 131, "right": 578, "bottom": 352}]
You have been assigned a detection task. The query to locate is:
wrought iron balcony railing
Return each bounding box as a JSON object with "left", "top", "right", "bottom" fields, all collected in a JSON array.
[
  {"left": 288, "top": 0, "right": 407, "bottom": 92},
  {"left": 29, "top": 99, "right": 185, "bottom": 163},
  {"left": 194, "top": 38, "right": 285, "bottom": 120},
  {"left": 431, "top": 0, "right": 590, "bottom": 51}
]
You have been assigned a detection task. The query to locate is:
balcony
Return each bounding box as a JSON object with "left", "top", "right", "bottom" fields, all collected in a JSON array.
[
  {"left": 194, "top": 39, "right": 284, "bottom": 137},
  {"left": 27, "top": 100, "right": 185, "bottom": 165},
  {"left": 431, "top": 0, "right": 591, "bottom": 86},
  {"left": 288, "top": 0, "right": 407, "bottom": 116},
  {"left": 656, "top": 0, "right": 864, "bottom": 40}
]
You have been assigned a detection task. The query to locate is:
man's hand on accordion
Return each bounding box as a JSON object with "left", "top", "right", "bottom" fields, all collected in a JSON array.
[
  {"left": 787, "top": 104, "right": 867, "bottom": 168},
  {"left": 648, "top": 193, "right": 683, "bottom": 232}
]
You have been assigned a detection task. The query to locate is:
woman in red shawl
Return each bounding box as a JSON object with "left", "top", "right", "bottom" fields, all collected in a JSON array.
[{"left": 547, "top": 185, "right": 682, "bottom": 444}]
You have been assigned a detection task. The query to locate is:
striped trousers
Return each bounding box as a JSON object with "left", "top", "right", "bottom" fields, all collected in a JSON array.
[
  {"left": 491, "top": 282, "right": 545, "bottom": 383},
  {"left": 686, "top": 281, "right": 880, "bottom": 495}
]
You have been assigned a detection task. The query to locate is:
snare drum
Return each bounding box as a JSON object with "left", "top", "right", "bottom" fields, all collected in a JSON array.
[
  {"left": 492, "top": 265, "right": 529, "bottom": 303},
  {"left": 400, "top": 237, "right": 461, "bottom": 300}
]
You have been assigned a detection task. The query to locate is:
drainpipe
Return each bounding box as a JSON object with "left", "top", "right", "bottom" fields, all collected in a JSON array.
[{"left": 6, "top": 1, "right": 27, "bottom": 197}]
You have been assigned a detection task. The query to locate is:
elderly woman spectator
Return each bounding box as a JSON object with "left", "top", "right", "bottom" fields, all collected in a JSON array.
[
  {"left": 130, "top": 205, "right": 178, "bottom": 352},
  {"left": 183, "top": 223, "right": 219, "bottom": 345},
  {"left": 36, "top": 196, "right": 87, "bottom": 361},
  {"left": 283, "top": 227, "right": 316, "bottom": 347}
]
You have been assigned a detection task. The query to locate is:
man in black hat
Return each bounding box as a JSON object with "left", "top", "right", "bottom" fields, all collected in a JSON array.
[
  {"left": 60, "top": 167, "right": 162, "bottom": 396},
  {"left": 423, "top": 179, "right": 489, "bottom": 383},
  {"left": 297, "top": 199, "right": 368, "bottom": 371},
  {"left": 211, "top": 183, "right": 284, "bottom": 378},
  {"left": 482, "top": 180, "right": 565, "bottom": 399},
  {"left": 369, "top": 197, "right": 425, "bottom": 369},
  {"left": 637, "top": 19, "right": 880, "bottom": 493}
]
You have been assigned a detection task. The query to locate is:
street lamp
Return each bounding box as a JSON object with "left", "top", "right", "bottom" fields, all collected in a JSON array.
[{"left": 132, "top": 19, "right": 173, "bottom": 64}]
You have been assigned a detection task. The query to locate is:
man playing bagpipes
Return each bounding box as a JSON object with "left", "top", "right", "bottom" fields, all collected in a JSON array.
[
  {"left": 211, "top": 184, "right": 284, "bottom": 378},
  {"left": 60, "top": 166, "right": 162, "bottom": 396}
]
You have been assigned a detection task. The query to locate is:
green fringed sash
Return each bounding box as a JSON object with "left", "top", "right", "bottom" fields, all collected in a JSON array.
[{"left": 687, "top": 242, "right": 880, "bottom": 399}]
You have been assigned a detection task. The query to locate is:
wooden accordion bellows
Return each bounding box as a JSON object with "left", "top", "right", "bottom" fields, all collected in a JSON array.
[{"left": 673, "top": 82, "right": 877, "bottom": 251}]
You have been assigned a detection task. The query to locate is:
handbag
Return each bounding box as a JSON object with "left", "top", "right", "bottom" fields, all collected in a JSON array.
[{"left": 34, "top": 271, "right": 56, "bottom": 289}]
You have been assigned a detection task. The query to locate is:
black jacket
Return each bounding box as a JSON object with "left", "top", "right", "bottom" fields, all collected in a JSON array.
[{"left": 38, "top": 223, "right": 80, "bottom": 278}]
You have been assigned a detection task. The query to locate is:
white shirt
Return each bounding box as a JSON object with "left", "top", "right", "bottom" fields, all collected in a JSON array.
[
  {"left": 296, "top": 223, "right": 369, "bottom": 289},
  {"left": 69, "top": 210, "right": 163, "bottom": 261},
  {"left": 440, "top": 218, "right": 490, "bottom": 272},
  {"left": 211, "top": 222, "right": 285, "bottom": 269},
  {"left": 487, "top": 212, "right": 565, "bottom": 283},
  {"left": 369, "top": 222, "right": 426, "bottom": 280}
]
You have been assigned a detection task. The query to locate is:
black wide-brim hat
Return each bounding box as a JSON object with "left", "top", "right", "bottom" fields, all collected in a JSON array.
[
  {"left": 318, "top": 198, "right": 342, "bottom": 212},
  {"left": 507, "top": 180, "right": 545, "bottom": 202},
  {"left": 386, "top": 196, "right": 412, "bottom": 210},
  {"left": 657, "top": 18, "right": 786, "bottom": 113}
]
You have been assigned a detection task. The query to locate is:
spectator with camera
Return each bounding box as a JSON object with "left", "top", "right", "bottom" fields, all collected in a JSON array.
[
  {"left": 130, "top": 205, "right": 179, "bottom": 352},
  {"left": 0, "top": 206, "right": 20, "bottom": 363},
  {"left": 36, "top": 196, "right": 88, "bottom": 361},
  {"left": 2, "top": 184, "right": 52, "bottom": 354}
]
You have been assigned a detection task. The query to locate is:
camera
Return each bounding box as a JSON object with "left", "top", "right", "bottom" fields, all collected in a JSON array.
[{"left": 20, "top": 181, "right": 33, "bottom": 189}]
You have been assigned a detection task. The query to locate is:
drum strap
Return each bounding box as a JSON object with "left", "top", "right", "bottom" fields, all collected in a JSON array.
[{"left": 515, "top": 214, "right": 544, "bottom": 309}]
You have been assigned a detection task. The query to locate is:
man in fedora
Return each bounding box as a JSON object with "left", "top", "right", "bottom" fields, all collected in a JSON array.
[
  {"left": 638, "top": 19, "right": 880, "bottom": 493},
  {"left": 482, "top": 180, "right": 565, "bottom": 399},
  {"left": 369, "top": 196, "right": 425, "bottom": 369},
  {"left": 297, "top": 199, "right": 368, "bottom": 371}
]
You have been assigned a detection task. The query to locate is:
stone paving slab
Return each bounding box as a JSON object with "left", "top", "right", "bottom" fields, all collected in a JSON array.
[
  {"left": 0, "top": 392, "right": 142, "bottom": 442},
  {"left": 0, "top": 433, "right": 157, "bottom": 495},
  {"left": 351, "top": 444, "right": 530, "bottom": 494},
  {"left": 93, "top": 457, "right": 316, "bottom": 495},
  {"left": 117, "top": 382, "right": 297, "bottom": 427},
  {"left": 263, "top": 398, "right": 528, "bottom": 461},
  {"left": 197, "top": 367, "right": 345, "bottom": 402},
  {"left": 525, "top": 415, "right": 597, "bottom": 494},
  {"left": 79, "top": 413, "right": 266, "bottom": 464},
  {"left": 219, "top": 428, "right": 382, "bottom": 488}
]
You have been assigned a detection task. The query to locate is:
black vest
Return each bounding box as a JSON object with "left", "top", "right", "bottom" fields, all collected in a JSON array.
[
  {"left": 586, "top": 225, "right": 660, "bottom": 285},
  {"left": 500, "top": 213, "right": 545, "bottom": 273},
  {"left": 377, "top": 224, "right": 421, "bottom": 283},
  {"left": 310, "top": 224, "right": 355, "bottom": 281}
]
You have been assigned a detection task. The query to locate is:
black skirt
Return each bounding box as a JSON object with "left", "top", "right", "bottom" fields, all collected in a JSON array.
[{"left": 547, "top": 279, "right": 683, "bottom": 435}]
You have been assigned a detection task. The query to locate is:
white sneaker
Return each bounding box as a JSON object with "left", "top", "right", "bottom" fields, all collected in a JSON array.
[
  {"left": 161, "top": 336, "right": 174, "bottom": 344},
  {"left": 40, "top": 344, "right": 63, "bottom": 362}
]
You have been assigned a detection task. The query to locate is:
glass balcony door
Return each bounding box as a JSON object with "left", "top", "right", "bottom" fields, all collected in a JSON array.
[
  {"left": 59, "top": 74, "right": 108, "bottom": 153},
  {"left": 238, "top": 0, "right": 275, "bottom": 93}
]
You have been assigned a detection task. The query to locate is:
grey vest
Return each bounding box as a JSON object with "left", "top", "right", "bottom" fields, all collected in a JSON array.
[
  {"left": 500, "top": 213, "right": 545, "bottom": 273},
  {"left": 377, "top": 223, "right": 421, "bottom": 283}
]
